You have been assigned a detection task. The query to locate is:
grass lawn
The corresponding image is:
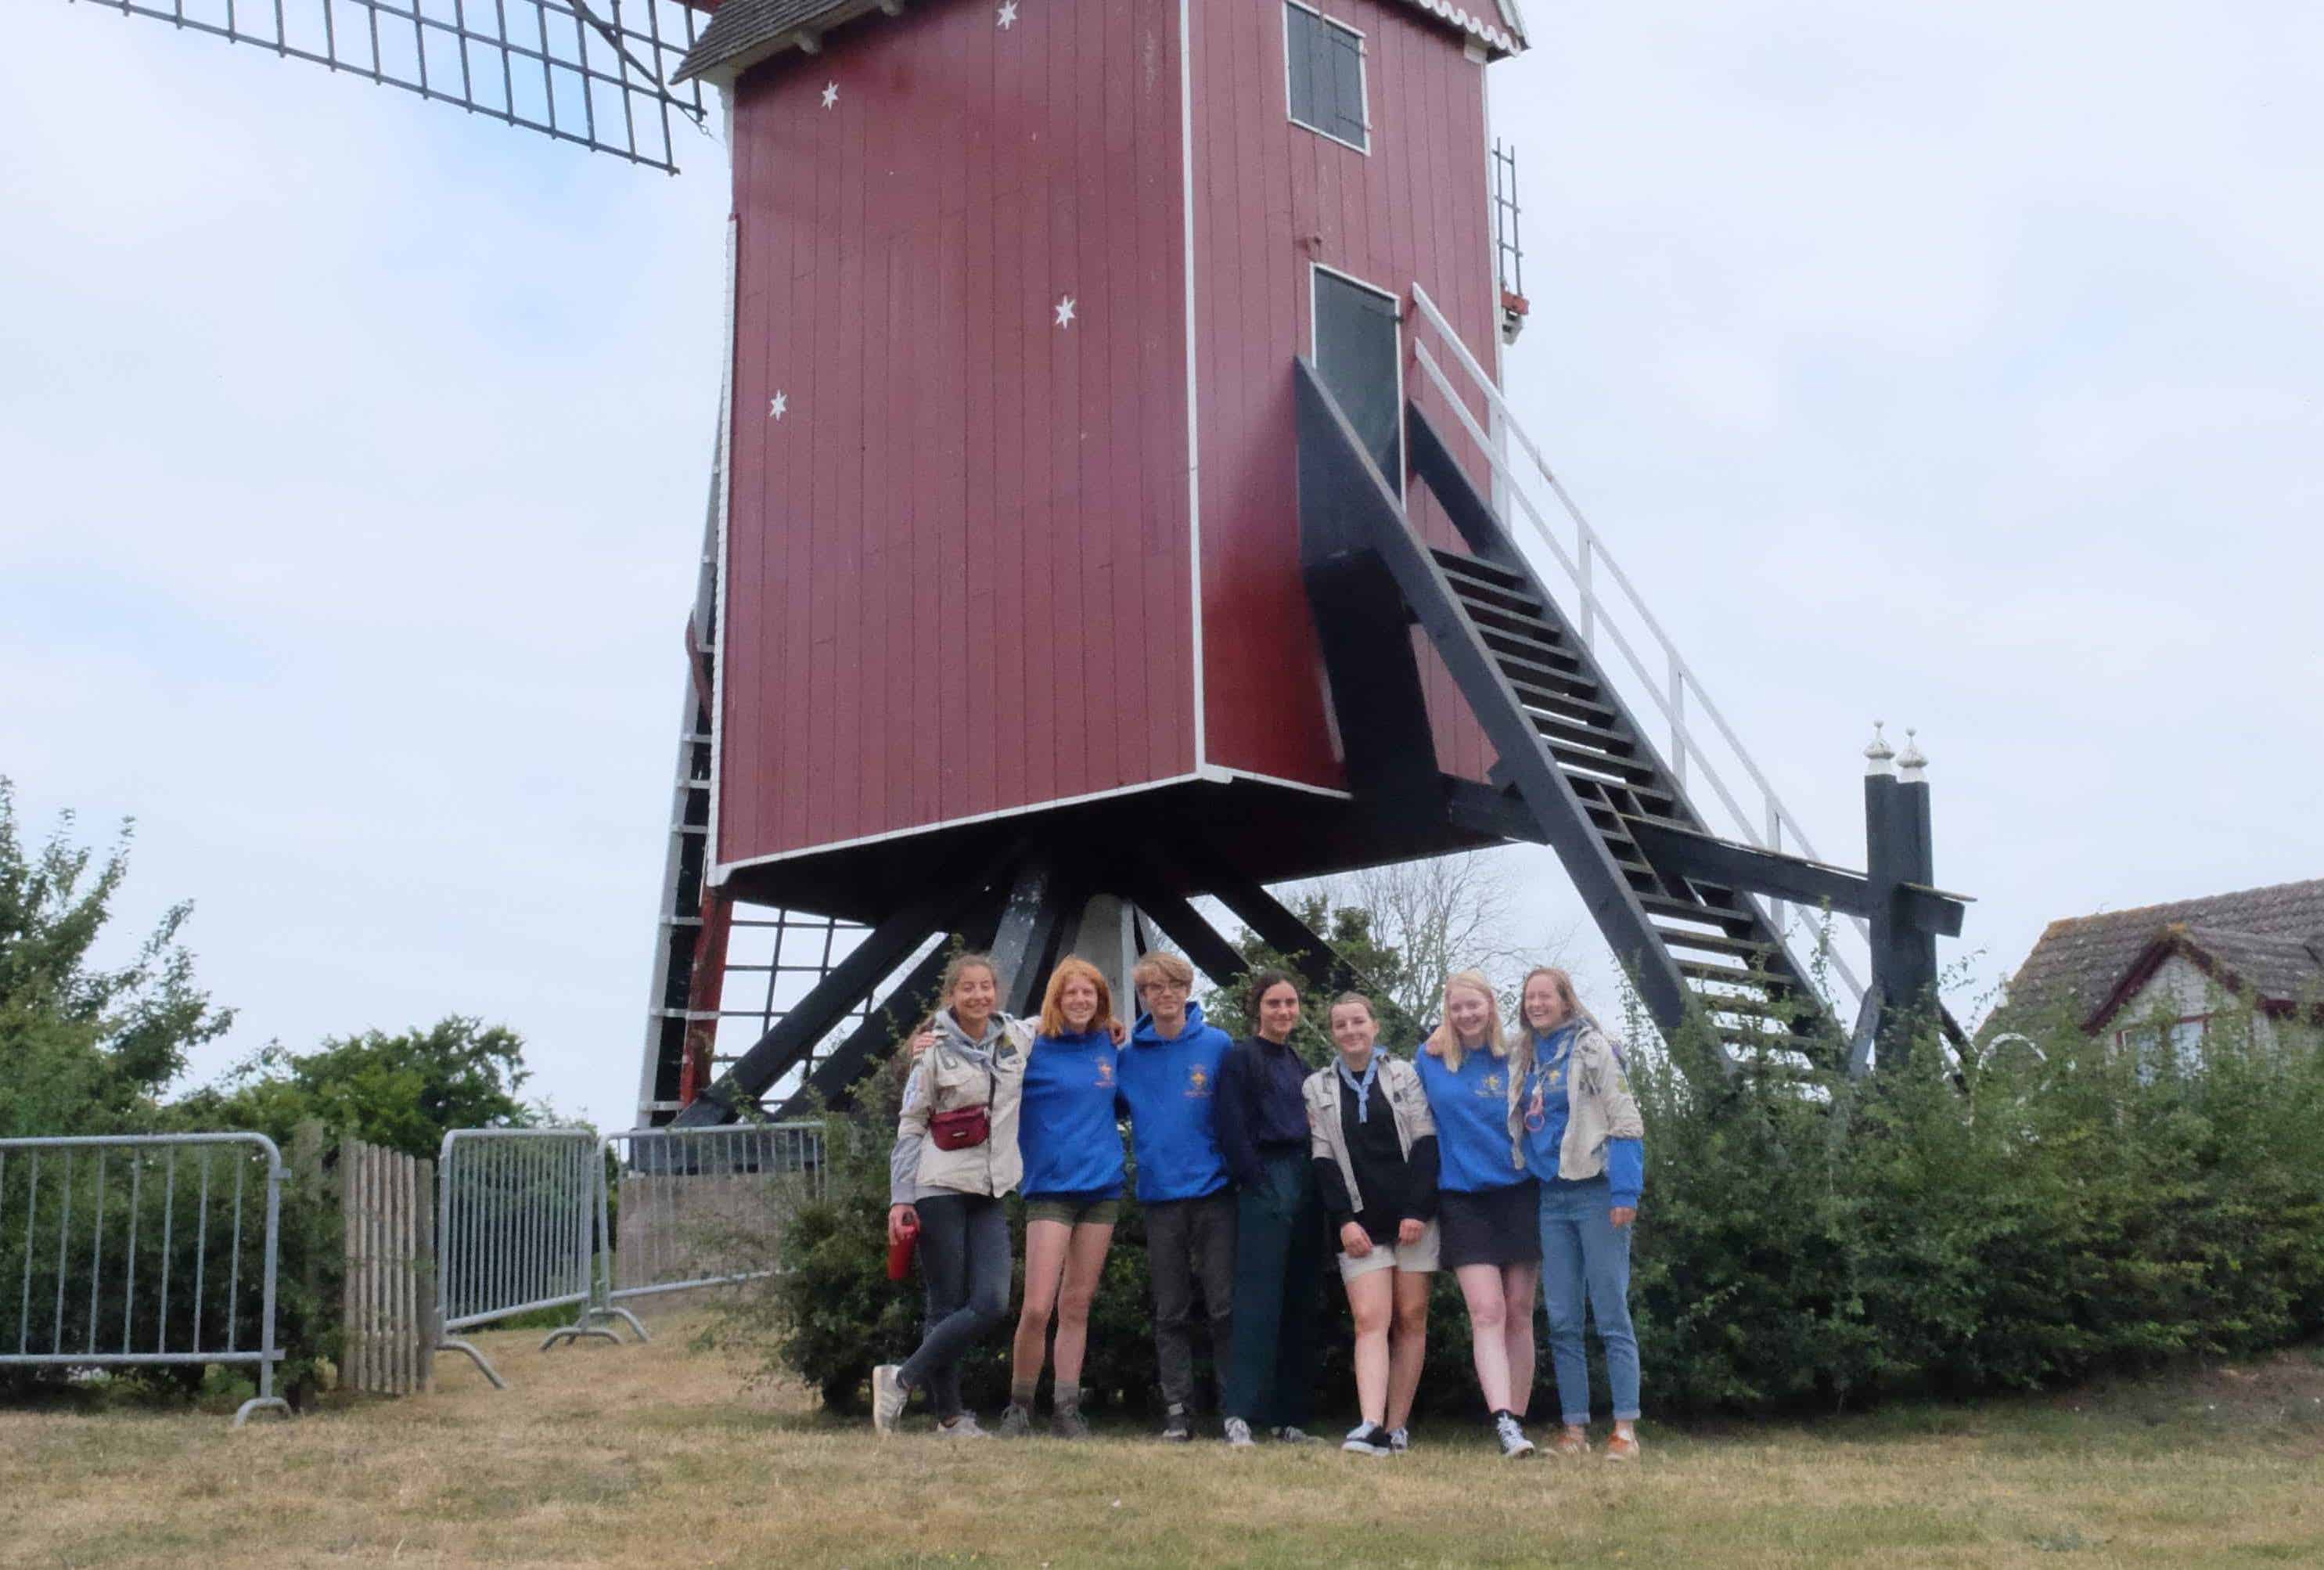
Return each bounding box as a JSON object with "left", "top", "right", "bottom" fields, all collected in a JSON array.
[{"left": 4, "top": 1314, "right": 2322, "bottom": 1568}]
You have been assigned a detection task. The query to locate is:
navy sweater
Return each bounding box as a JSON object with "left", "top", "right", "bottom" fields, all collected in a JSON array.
[{"left": 1214, "top": 1034, "right": 1309, "bottom": 1190}]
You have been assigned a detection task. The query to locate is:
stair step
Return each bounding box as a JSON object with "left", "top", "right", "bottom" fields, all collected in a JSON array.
[
  {"left": 1480, "top": 626, "right": 1582, "bottom": 675},
  {"left": 1635, "top": 891, "right": 1757, "bottom": 929},
  {"left": 1531, "top": 711, "right": 1639, "bottom": 758},
  {"left": 1548, "top": 742, "right": 1663, "bottom": 787},
  {"left": 1696, "top": 992, "right": 1801, "bottom": 1021},
  {"left": 1443, "top": 566, "right": 1547, "bottom": 618},
  {"left": 1463, "top": 600, "right": 1572, "bottom": 646},
  {"left": 1654, "top": 925, "right": 1775, "bottom": 959},
  {"left": 1506, "top": 672, "right": 1611, "bottom": 715},
  {"left": 1678, "top": 959, "right": 1798, "bottom": 992},
  {"left": 1429, "top": 547, "right": 1531, "bottom": 592}
]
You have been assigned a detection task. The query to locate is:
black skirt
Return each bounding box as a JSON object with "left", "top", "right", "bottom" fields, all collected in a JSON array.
[{"left": 1437, "top": 1179, "right": 1542, "bottom": 1269}]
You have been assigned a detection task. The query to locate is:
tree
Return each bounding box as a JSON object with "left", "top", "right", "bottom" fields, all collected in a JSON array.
[
  {"left": 175, "top": 1017, "right": 538, "bottom": 1161},
  {"left": 1314, "top": 848, "right": 1569, "bottom": 1027},
  {"left": 0, "top": 779, "right": 234, "bottom": 1137}
]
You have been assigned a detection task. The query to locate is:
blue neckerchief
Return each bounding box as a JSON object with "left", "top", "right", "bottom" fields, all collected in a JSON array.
[{"left": 1336, "top": 1052, "right": 1383, "bottom": 1122}]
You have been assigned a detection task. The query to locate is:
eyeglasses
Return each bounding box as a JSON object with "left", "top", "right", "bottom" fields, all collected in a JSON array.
[{"left": 1143, "top": 981, "right": 1192, "bottom": 996}]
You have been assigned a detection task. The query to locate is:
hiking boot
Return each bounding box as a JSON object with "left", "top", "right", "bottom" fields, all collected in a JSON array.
[
  {"left": 1604, "top": 1431, "right": 1641, "bottom": 1462},
  {"left": 1387, "top": 1425, "right": 1410, "bottom": 1455},
  {"left": 872, "top": 1364, "right": 908, "bottom": 1437},
  {"left": 995, "top": 1403, "right": 1032, "bottom": 1439},
  {"left": 1493, "top": 1410, "right": 1536, "bottom": 1458},
  {"left": 1160, "top": 1405, "right": 1193, "bottom": 1443},
  {"left": 936, "top": 1413, "right": 990, "bottom": 1439},
  {"left": 1342, "top": 1422, "right": 1393, "bottom": 1457},
  {"left": 1052, "top": 1389, "right": 1091, "bottom": 1440},
  {"left": 1224, "top": 1416, "right": 1256, "bottom": 1448},
  {"left": 1272, "top": 1426, "right": 1324, "bottom": 1445}
]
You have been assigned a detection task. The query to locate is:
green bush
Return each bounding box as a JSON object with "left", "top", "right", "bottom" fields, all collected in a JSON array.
[{"left": 708, "top": 991, "right": 2324, "bottom": 1424}]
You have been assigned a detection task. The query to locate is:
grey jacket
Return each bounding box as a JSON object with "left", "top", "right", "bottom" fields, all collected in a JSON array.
[
  {"left": 1303, "top": 1053, "right": 1435, "bottom": 1219},
  {"left": 1506, "top": 1017, "right": 1642, "bottom": 1182},
  {"left": 888, "top": 1009, "right": 1034, "bottom": 1205}
]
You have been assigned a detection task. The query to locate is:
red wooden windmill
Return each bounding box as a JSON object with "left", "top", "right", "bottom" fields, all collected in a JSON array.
[{"left": 78, "top": 0, "right": 1965, "bottom": 1125}]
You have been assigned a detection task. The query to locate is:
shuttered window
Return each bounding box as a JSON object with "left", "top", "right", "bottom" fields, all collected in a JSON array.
[{"left": 1286, "top": 3, "right": 1369, "bottom": 153}]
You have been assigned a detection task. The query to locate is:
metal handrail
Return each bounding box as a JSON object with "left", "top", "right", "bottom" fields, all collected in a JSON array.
[{"left": 1408, "top": 283, "right": 1867, "bottom": 1006}]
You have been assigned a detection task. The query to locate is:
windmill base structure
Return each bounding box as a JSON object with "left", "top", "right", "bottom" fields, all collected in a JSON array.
[{"left": 58, "top": 0, "right": 1970, "bottom": 1114}]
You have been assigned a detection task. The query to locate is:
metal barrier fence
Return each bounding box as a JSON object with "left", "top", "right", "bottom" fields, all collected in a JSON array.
[
  {"left": 0, "top": 1133, "right": 291, "bottom": 1426},
  {"left": 434, "top": 1127, "right": 603, "bottom": 1388},
  {"left": 595, "top": 1122, "right": 824, "bottom": 1335}
]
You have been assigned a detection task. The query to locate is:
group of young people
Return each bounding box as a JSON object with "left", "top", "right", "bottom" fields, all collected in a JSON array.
[{"left": 871, "top": 949, "right": 1647, "bottom": 1460}]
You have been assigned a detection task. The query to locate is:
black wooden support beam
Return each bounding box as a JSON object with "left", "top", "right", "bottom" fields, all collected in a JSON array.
[
  {"left": 1119, "top": 873, "right": 1250, "bottom": 989},
  {"left": 1624, "top": 816, "right": 1970, "bottom": 938},
  {"left": 675, "top": 839, "right": 1027, "bottom": 1125}
]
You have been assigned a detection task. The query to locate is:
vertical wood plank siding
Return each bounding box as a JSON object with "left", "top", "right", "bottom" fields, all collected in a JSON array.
[
  {"left": 1191, "top": 0, "right": 1502, "bottom": 793},
  {"left": 718, "top": 0, "right": 1196, "bottom": 869},
  {"left": 339, "top": 1138, "right": 436, "bottom": 1397}
]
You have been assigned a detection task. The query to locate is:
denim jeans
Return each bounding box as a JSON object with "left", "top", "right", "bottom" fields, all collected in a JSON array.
[
  {"left": 901, "top": 1191, "right": 1013, "bottom": 1420},
  {"left": 1538, "top": 1176, "right": 1641, "bottom": 1424}
]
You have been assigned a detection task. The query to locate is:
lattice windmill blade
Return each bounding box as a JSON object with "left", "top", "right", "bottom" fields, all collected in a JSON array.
[{"left": 65, "top": 0, "right": 716, "bottom": 171}]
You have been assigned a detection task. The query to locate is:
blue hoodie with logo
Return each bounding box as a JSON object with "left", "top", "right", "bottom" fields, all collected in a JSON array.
[
  {"left": 1114, "top": 1001, "right": 1234, "bottom": 1202},
  {"left": 1018, "top": 1025, "right": 1127, "bottom": 1199}
]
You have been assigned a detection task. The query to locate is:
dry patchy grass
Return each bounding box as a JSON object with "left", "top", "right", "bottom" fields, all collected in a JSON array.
[{"left": 4, "top": 1320, "right": 2322, "bottom": 1568}]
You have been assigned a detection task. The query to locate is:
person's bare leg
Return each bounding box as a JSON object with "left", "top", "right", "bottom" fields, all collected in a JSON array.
[
  {"left": 1010, "top": 1219, "right": 1072, "bottom": 1395},
  {"left": 1455, "top": 1263, "right": 1512, "bottom": 1412},
  {"left": 1501, "top": 1262, "right": 1540, "bottom": 1418},
  {"left": 1049, "top": 1221, "right": 1115, "bottom": 1392},
  {"left": 1345, "top": 1269, "right": 1393, "bottom": 1428},
  {"left": 1385, "top": 1269, "right": 1431, "bottom": 1431}
]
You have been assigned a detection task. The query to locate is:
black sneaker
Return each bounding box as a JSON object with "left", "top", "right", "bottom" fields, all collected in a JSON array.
[
  {"left": 1160, "top": 1405, "right": 1193, "bottom": 1442},
  {"left": 1342, "top": 1422, "right": 1393, "bottom": 1457}
]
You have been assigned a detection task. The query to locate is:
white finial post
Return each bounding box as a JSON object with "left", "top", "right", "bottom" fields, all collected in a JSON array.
[
  {"left": 1898, "top": 727, "right": 1926, "bottom": 783},
  {"left": 1864, "top": 721, "right": 1894, "bottom": 777}
]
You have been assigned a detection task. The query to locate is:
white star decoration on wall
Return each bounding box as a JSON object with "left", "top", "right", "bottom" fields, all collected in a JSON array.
[
  {"left": 820, "top": 81, "right": 839, "bottom": 109},
  {"left": 996, "top": 0, "right": 1018, "bottom": 27},
  {"left": 769, "top": 391, "right": 787, "bottom": 420},
  {"left": 1054, "top": 295, "right": 1076, "bottom": 328}
]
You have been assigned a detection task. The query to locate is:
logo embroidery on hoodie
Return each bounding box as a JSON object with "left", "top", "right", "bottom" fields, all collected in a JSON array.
[
  {"left": 1185, "top": 1065, "right": 1211, "bottom": 1097},
  {"left": 1479, "top": 1071, "right": 1505, "bottom": 1097},
  {"left": 1095, "top": 1058, "right": 1116, "bottom": 1089}
]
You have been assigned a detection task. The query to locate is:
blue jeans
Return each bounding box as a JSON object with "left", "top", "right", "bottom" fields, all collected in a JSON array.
[{"left": 1538, "top": 1176, "right": 1640, "bottom": 1424}]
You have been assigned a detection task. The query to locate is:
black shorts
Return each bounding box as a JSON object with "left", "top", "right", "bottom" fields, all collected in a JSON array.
[{"left": 1437, "top": 1179, "right": 1542, "bottom": 1269}]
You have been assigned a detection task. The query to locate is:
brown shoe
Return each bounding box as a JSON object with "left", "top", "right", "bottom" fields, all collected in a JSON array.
[
  {"left": 1551, "top": 1427, "right": 1591, "bottom": 1457},
  {"left": 1604, "top": 1432, "right": 1642, "bottom": 1463}
]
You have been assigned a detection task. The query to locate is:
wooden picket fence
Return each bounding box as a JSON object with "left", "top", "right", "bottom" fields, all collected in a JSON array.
[{"left": 340, "top": 1136, "right": 436, "bottom": 1395}]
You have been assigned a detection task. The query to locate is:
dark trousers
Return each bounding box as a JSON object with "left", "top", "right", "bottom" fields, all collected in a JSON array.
[
  {"left": 900, "top": 1191, "right": 1012, "bottom": 1421},
  {"left": 1144, "top": 1189, "right": 1238, "bottom": 1411},
  {"left": 1222, "top": 1150, "right": 1325, "bottom": 1428}
]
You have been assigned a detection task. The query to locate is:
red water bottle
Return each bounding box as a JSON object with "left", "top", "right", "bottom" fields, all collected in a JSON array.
[{"left": 887, "top": 1208, "right": 920, "bottom": 1280}]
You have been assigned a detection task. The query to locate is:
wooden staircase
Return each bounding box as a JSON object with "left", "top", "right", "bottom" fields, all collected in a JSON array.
[{"left": 1296, "top": 358, "right": 1840, "bottom": 1069}]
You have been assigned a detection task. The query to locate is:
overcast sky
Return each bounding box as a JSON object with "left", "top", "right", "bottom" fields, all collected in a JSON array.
[{"left": 4, "top": 0, "right": 2318, "bottom": 1128}]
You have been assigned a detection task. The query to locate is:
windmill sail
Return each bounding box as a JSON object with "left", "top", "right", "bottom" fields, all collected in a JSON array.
[{"left": 68, "top": 0, "right": 713, "bottom": 171}]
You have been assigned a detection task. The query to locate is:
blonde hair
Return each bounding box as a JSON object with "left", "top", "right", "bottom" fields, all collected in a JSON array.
[
  {"left": 1518, "top": 966, "right": 1589, "bottom": 1038},
  {"left": 1038, "top": 956, "right": 1118, "bottom": 1038},
  {"left": 1424, "top": 970, "right": 1506, "bottom": 1073},
  {"left": 938, "top": 951, "right": 1000, "bottom": 1010},
  {"left": 1131, "top": 949, "right": 1196, "bottom": 999}
]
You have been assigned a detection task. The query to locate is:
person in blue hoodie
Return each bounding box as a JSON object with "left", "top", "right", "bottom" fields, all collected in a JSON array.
[
  {"left": 1516, "top": 965, "right": 1646, "bottom": 1461},
  {"left": 998, "top": 956, "right": 1127, "bottom": 1439},
  {"left": 1115, "top": 949, "right": 1236, "bottom": 1442}
]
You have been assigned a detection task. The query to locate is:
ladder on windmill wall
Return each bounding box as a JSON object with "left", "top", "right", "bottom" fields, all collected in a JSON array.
[
  {"left": 1299, "top": 299, "right": 1875, "bottom": 1068},
  {"left": 635, "top": 494, "right": 875, "bottom": 1126}
]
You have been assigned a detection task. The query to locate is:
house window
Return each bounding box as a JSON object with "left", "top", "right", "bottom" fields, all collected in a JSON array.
[
  {"left": 1286, "top": 2, "right": 1369, "bottom": 153},
  {"left": 2117, "top": 1017, "right": 2207, "bottom": 1083}
]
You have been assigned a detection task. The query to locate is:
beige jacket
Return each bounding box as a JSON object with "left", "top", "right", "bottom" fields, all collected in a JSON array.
[
  {"left": 888, "top": 1010, "right": 1034, "bottom": 1204},
  {"left": 1506, "top": 1018, "right": 1643, "bottom": 1182},
  {"left": 1304, "top": 1054, "right": 1435, "bottom": 1219}
]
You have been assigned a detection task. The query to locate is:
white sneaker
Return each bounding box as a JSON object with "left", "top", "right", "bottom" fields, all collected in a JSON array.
[
  {"left": 1387, "top": 1425, "right": 1410, "bottom": 1455},
  {"left": 1224, "top": 1416, "right": 1256, "bottom": 1448},
  {"left": 1494, "top": 1410, "right": 1536, "bottom": 1458},
  {"left": 872, "top": 1365, "right": 908, "bottom": 1437},
  {"left": 937, "top": 1413, "right": 990, "bottom": 1439}
]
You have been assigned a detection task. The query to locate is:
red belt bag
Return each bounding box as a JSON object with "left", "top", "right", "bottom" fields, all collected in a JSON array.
[{"left": 927, "top": 1058, "right": 998, "bottom": 1151}]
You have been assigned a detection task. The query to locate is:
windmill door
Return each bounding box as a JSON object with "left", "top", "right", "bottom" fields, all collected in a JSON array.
[{"left": 1311, "top": 266, "right": 1405, "bottom": 496}]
